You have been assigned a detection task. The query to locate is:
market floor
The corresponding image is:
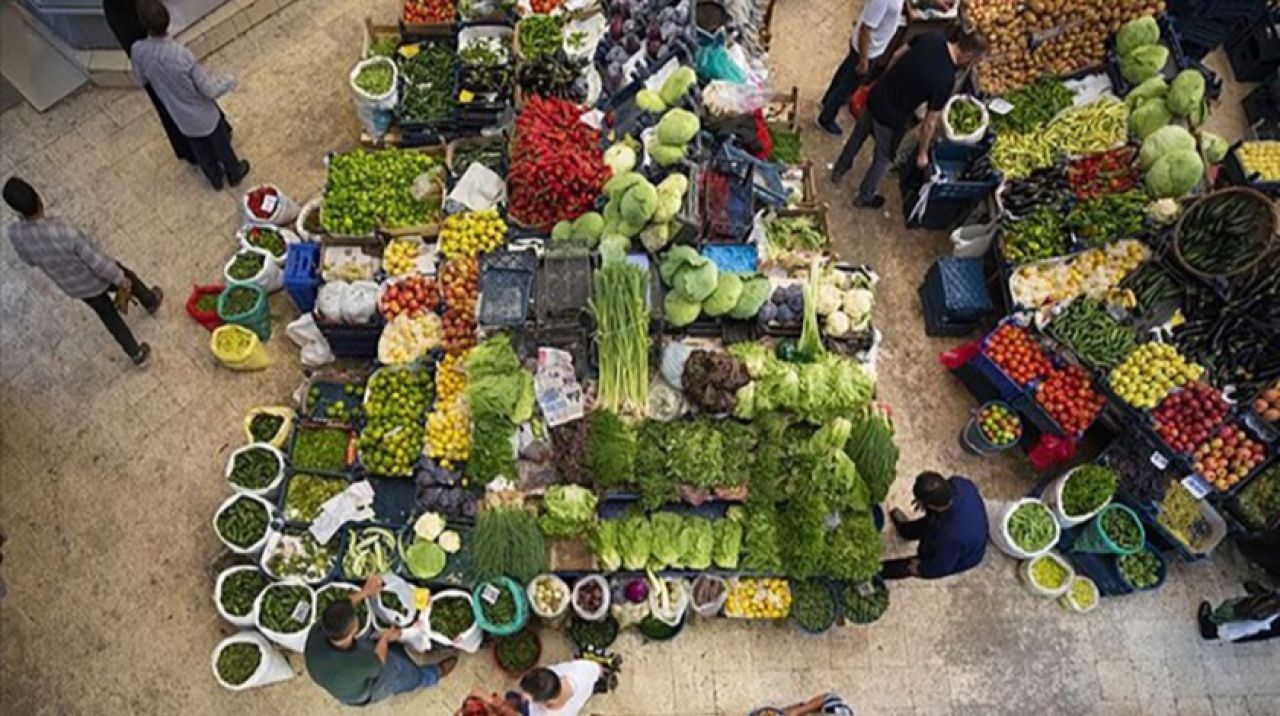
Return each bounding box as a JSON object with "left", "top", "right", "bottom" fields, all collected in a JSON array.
[{"left": 1, "top": 0, "right": 1277, "bottom": 714}]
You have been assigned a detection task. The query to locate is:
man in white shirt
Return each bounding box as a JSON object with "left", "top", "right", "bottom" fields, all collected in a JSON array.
[
  {"left": 815, "top": 0, "right": 906, "bottom": 135},
  {"left": 520, "top": 660, "right": 603, "bottom": 716}
]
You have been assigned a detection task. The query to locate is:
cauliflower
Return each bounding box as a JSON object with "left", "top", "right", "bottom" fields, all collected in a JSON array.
[
  {"left": 1147, "top": 198, "right": 1181, "bottom": 225},
  {"left": 842, "top": 288, "right": 874, "bottom": 325},
  {"left": 824, "top": 311, "right": 851, "bottom": 336},
  {"left": 815, "top": 284, "right": 842, "bottom": 316}
]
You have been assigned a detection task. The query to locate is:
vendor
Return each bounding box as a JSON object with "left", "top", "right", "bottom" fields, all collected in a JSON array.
[
  {"left": 304, "top": 574, "right": 457, "bottom": 706},
  {"left": 830, "top": 27, "right": 987, "bottom": 209},
  {"left": 882, "top": 471, "right": 987, "bottom": 580},
  {"left": 1198, "top": 582, "right": 1280, "bottom": 644}
]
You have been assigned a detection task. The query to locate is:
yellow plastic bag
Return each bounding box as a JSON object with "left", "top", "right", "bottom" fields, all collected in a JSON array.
[
  {"left": 243, "top": 406, "right": 296, "bottom": 448},
  {"left": 211, "top": 325, "right": 271, "bottom": 371}
]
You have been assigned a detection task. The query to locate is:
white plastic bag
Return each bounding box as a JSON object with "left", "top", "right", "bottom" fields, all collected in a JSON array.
[
  {"left": 647, "top": 578, "right": 690, "bottom": 627},
  {"left": 942, "top": 95, "right": 990, "bottom": 145},
  {"left": 527, "top": 574, "right": 571, "bottom": 621},
  {"left": 315, "top": 282, "right": 347, "bottom": 323},
  {"left": 571, "top": 574, "right": 611, "bottom": 622},
  {"left": 988, "top": 498, "right": 1061, "bottom": 560},
  {"left": 241, "top": 184, "right": 301, "bottom": 226},
  {"left": 690, "top": 574, "right": 729, "bottom": 618},
  {"left": 254, "top": 580, "right": 317, "bottom": 653},
  {"left": 350, "top": 57, "right": 398, "bottom": 140},
  {"left": 295, "top": 197, "right": 324, "bottom": 242},
  {"left": 1019, "top": 552, "right": 1075, "bottom": 599},
  {"left": 424, "top": 588, "right": 484, "bottom": 653},
  {"left": 211, "top": 631, "right": 295, "bottom": 691},
  {"left": 213, "top": 492, "right": 276, "bottom": 556},
  {"left": 951, "top": 222, "right": 998, "bottom": 258},
  {"left": 286, "top": 314, "right": 336, "bottom": 368},
  {"left": 341, "top": 281, "right": 380, "bottom": 325},
  {"left": 213, "top": 564, "right": 268, "bottom": 628},
  {"left": 223, "top": 443, "right": 285, "bottom": 497},
  {"left": 371, "top": 573, "right": 418, "bottom": 628},
  {"left": 237, "top": 224, "right": 300, "bottom": 267},
  {"left": 224, "top": 247, "right": 283, "bottom": 294},
  {"left": 1045, "top": 466, "right": 1113, "bottom": 529}
]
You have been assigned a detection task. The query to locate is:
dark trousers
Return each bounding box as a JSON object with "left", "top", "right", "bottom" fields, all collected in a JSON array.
[
  {"left": 882, "top": 513, "right": 934, "bottom": 580},
  {"left": 145, "top": 84, "right": 197, "bottom": 164},
  {"left": 82, "top": 265, "right": 158, "bottom": 358},
  {"left": 818, "top": 45, "right": 883, "bottom": 125},
  {"left": 833, "top": 109, "right": 904, "bottom": 203},
  {"left": 187, "top": 116, "right": 243, "bottom": 189}
]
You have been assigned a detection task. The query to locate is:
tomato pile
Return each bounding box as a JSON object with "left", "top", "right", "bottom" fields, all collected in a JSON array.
[
  {"left": 529, "top": 0, "right": 564, "bottom": 12},
  {"left": 1035, "top": 365, "right": 1105, "bottom": 435},
  {"left": 1193, "top": 424, "right": 1267, "bottom": 492},
  {"left": 1152, "top": 381, "right": 1229, "bottom": 454},
  {"left": 402, "top": 0, "right": 454, "bottom": 24},
  {"left": 379, "top": 275, "right": 440, "bottom": 321},
  {"left": 440, "top": 257, "right": 479, "bottom": 355},
  {"left": 1066, "top": 147, "right": 1139, "bottom": 200},
  {"left": 508, "top": 96, "right": 608, "bottom": 230},
  {"left": 985, "top": 324, "right": 1053, "bottom": 386}
]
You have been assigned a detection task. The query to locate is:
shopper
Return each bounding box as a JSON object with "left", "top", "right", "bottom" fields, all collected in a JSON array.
[
  {"left": 1197, "top": 582, "right": 1280, "bottom": 644},
  {"left": 830, "top": 28, "right": 987, "bottom": 209},
  {"left": 130, "top": 0, "right": 250, "bottom": 190},
  {"left": 881, "top": 471, "right": 987, "bottom": 580},
  {"left": 814, "top": 0, "right": 905, "bottom": 135},
  {"left": 751, "top": 692, "right": 855, "bottom": 716},
  {"left": 3, "top": 177, "right": 161, "bottom": 367},
  {"left": 518, "top": 660, "right": 603, "bottom": 716},
  {"left": 101, "top": 0, "right": 196, "bottom": 165},
  {"left": 305, "top": 574, "right": 458, "bottom": 706}
]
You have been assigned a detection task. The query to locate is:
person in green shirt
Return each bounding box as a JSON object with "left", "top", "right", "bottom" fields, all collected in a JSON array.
[{"left": 305, "top": 575, "right": 457, "bottom": 706}]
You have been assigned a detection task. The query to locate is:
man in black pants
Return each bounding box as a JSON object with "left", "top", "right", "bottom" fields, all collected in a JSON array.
[
  {"left": 831, "top": 28, "right": 987, "bottom": 209},
  {"left": 814, "top": 0, "right": 906, "bottom": 135},
  {"left": 3, "top": 178, "right": 161, "bottom": 366}
]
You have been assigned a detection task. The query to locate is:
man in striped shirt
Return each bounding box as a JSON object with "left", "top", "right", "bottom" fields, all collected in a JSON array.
[
  {"left": 4, "top": 178, "right": 162, "bottom": 366},
  {"left": 131, "top": 0, "right": 249, "bottom": 190}
]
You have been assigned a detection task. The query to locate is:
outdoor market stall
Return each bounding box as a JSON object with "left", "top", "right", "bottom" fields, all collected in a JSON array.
[
  {"left": 202, "top": 0, "right": 900, "bottom": 692},
  {"left": 911, "top": 7, "right": 1280, "bottom": 609}
]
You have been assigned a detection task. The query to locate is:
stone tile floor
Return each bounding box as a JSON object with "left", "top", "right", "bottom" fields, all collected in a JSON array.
[{"left": 0, "top": 0, "right": 1277, "bottom": 714}]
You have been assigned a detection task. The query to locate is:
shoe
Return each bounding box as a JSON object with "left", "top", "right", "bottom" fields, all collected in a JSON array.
[
  {"left": 1197, "top": 601, "right": 1215, "bottom": 639},
  {"left": 829, "top": 169, "right": 845, "bottom": 185},
  {"left": 814, "top": 116, "right": 843, "bottom": 136},
  {"left": 131, "top": 343, "right": 152, "bottom": 367},
  {"left": 228, "top": 160, "right": 251, "bottom": 188},
  {"left": 856, "top": 195, "right": 886, "bottom": 209},
  {"left": 209, "top": 179, "right": 225, "bottom": 191},
  {"left": 437, "top": 656, "right": 459, "bottom": 678},
  {"left": 147, "top": 286, "right": 164, "bottom": 315}
]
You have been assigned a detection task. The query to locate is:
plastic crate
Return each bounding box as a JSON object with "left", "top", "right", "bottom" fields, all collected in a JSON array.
[
  {"left": 1223, "top": 140, "right": 1280, "bottom": 195},
  {"left": 365, "top": 475, "right": 419, "bottom": 526},
  {"left": 700, "top": 157, "right": 755, "bottom": 242},
  {"left": 923, "top": 257, "right": 993, "bottom": 321},
  {"left": 919, "top": 284, "right": 980, "bottom": 337},
  {"left": 288, "top": 420, "right": 359, "bottom": 478},
  {"left": 318, "top": 320, "right": 382, "bottom": 359},
  {"left": 284, "top": 242, "right": 321, "bottom": 313},
  {"left": 395, "top": 33, "right": 461, "bottom": 137},
  {"left": 1227, "top": 13, "right": 1280, "bottom": 81},
  {"left": 927, "top": 141, "right": 1000, "bottom": 202},
  {"left": 534, "top": 253, "right": 593, "bottom": 326},
  {"left": 700, "top": 243, "right": 757, "bottom": 273}
]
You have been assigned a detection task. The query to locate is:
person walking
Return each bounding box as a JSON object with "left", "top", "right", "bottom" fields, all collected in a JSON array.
[
  {"left": 814, "top": 0, "right": 906, "bottom": 136},
  {"left": 3, "top": 177, "right": 161, "bottom": 367},
  {"left": 830, "top": 28, "right": 987, "bottom": 209},
  {"left": 517, "top": 661, "right": 604, "bottom": 716},
  {"left": 130, "top": 0, "right": 250, "bottom": 190},
  {"left": 1197, "top": 582, "right": 1280, "bottom": 644},
  {"left": 881, "top": 471, "right": 987, "bottom": 580},
  {"left": 101, "top": 0, "right": 196, "bottom": 165},
  {"left": 305, "top": 574, "right": 458, "bottom": 707}
]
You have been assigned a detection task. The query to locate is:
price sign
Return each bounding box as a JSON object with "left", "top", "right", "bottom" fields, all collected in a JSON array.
[
  {"left": 481, "top": 583, "right": 501, "bottom": 605},
  {"left": 987, "top": 98, "right": 1014, "bottom": 116},
  {"left": 261, "top": 194, "right": 278, "bottom": 214},
  {"left": 291, "top": 598, "right": 312, "bottom": 623},
  {"left": 856, "top": 581, "right": 877, "bottom": 598},
  {"left": 1150, "top": 451, "right": 1169, "bottom": 470},
  {"left": 1181, "top": 474, "right": 1211, "bottom": 500}
]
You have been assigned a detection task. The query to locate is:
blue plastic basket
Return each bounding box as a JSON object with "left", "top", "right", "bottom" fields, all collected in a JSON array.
[
  {"left": 923, "top": 257, "right": 993, "bottom": 320},
  {"left": 284, "top": 242, "right": 320, "bottom": 314},
  {"left": 927, "top": 141, "right": 1001, "bottom": 202},
  {"left": 700, "top": 244, "right": 757, "bottom": 273}
]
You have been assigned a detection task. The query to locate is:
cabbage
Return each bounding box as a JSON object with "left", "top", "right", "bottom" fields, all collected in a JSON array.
[
  {"left": 728, "top": 276, "right": 771, "bottom": 319},
  {"left": 571, "top": 212, "right": 604, "bottom": 245},
  {"left": 659, "top": 245, "right": 705, "bottom": 284},
  {"left": 664, "top": 291, "right": 702, "bottom": 326},
  {"left": 604, "top": 172, "right": 644, "bottom": 199},
  {"left": 604, "top": 144, "right": 637, "bottom": 175},
  {"left": 675, "top": 261, "right": 718, "bottom": 302},
  {"left": 1140, "top": 125, "right": 1196, "bottom": 170},
  {"left": 1130, "top": 99, "right": 1171, "bottom": 139},
  {"left": 639, "top": 222, "right": 673, "bottom": 253},
  {"left": 1166, "top": 69, "right": 1205, "bottom": 117},
  {"left": 636, "top": 89, "right": 666, "bottom": 113},
  {"left": 1198, "top": 131, "right": 1228, "bottom": 164},
  {"left": 599, "top": 235, "right": 629, "bottom": 265},
  {"left": 551, "top": 220, "right": 574, "bottom": 242},
  {"left": 659, "top": 66, "right": 697, "bottom": 106},
  {"left": 702, "top": 272, "right": 744, "bottom": 316},
  {"left": 1120, "top": 45, "right": 1169, "bottom": 86},
  {"left": 619, "top": 179, "right": 658, "bottom": 225},
  {"left": 1116, "top": 15, "right": 1160, "bottom": 57},
  {"left": 656, "top": 109, "right": 701, "bottom": 146},
  {"left": 1125, "top": 76, "right": 1168, "bottom": 110},
  {"left": 403, "top": 540, "right": 446, "bottom": 578},
  {"left": 648, "top": 141, "right": 686, "bottom": 166},
  {"left": 1145, "top": 149, "right": 1203, "bottom": 198}
]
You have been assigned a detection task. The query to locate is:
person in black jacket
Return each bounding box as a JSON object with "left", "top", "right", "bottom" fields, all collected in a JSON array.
[
  {"left": 101, "top": 0, "right": 197, "bottom": 164},
  {"left": 1197, "top": 582, "right": 1280, "bottom": 644}
]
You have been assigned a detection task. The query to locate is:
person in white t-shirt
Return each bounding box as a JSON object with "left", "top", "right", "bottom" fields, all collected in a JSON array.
[
  {"left": 519, "top": 661, "right": 603, "bottom": 716},
  {"left": 815, "top": 0, "right": 907, "bottom": 135}
]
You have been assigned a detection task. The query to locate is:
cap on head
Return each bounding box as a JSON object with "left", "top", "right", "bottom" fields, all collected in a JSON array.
[
  {"left": 520, "top": 667, "right": 561, "bottom": 703},
  {"left": 914, "top": 471, "right": 954, "bottom": 511},
  {"left": 321, "top": 600, "right": 357, "bottom": 641},
  {"left": 2, "top": 177, "right": 40, "bottom": 217}
]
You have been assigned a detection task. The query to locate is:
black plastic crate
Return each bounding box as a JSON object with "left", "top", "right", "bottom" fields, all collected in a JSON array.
[
  {"left": 922, "top": 257, "right": 993, "bottom": 321},
  {"left": 535, "top": 253, "right": 593, "bottom": 325},
  {"left": 318, "top": 320, "right": 382, "bottom": 359},
  {"left": 1227, "top": 11, "right": 1280, "bottom": 82},
  {"left": 395, "top": 32, "right": 461, "bottom": 136},
  {"left": 1223, "top": 140, "right": 1280, "bottom": 195},
  {"left": 919, "top": 284, "right": 980, "bottom": 337}
]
